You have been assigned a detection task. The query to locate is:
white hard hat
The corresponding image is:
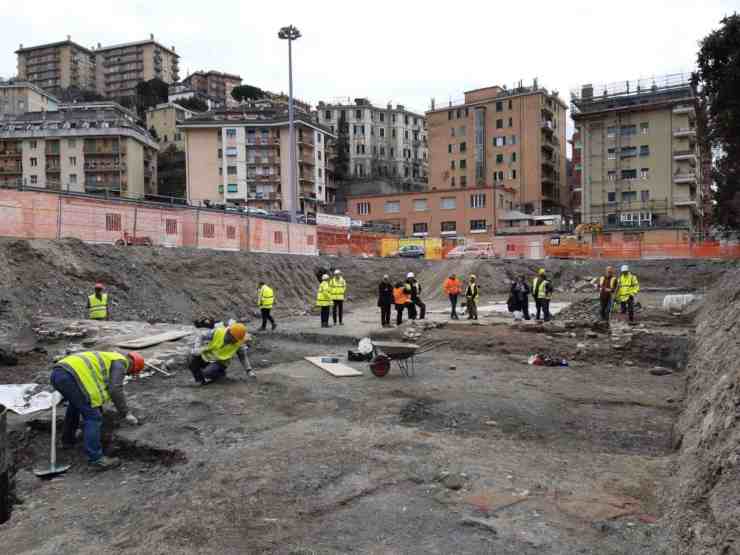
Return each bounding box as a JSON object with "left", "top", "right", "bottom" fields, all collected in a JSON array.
[
  {"left": 334, "top": 269, "right": 341, "bottom": 274},
  {"left": 621, "top": 265, "right": 629, "bottom": 272},
  {"left": 322, "top": 274, "right": 329, "bottom": 280},
  {"left": 407, "top": 272, "right": 415, "bottom": 278}
]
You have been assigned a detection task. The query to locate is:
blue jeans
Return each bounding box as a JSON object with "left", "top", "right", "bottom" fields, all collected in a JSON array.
[{"left": 50, "top": 367, "right": 103, "bottom": 462}]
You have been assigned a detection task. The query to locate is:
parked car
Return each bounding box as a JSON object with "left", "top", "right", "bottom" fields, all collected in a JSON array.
[
  {"left": 397, "top": 245, "right": 425, "bottom": 258},
  {"left": 446, "top": 243, "right": 496, "bottom": 259},
  {"left": 245, "top": 207, "right": 270, "bottom": 217}
]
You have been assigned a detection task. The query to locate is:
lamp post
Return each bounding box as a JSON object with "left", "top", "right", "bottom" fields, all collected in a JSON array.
[{"left": 278, "top": 25, "right": 301, "bottom": 223}]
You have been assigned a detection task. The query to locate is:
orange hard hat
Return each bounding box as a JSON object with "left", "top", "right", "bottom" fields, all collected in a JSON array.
[
  {"left": 229, "top": 322, "right": 247, "bottom": 341},
  {"left": 127, "top": 352, "right": 145, "bottom": 374}
]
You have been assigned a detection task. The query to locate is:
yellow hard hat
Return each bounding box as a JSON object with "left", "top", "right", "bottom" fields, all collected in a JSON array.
[
  {"left": 538, "top": 268, "right": 546, "bottom": 275},
  {"left": 229, "top": 322, "right": 247, "bottom": 341}
]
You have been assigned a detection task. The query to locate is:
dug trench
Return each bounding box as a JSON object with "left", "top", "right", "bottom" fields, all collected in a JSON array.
[{"left": 0, "top": 241, "right": 736, "bottom": 554}]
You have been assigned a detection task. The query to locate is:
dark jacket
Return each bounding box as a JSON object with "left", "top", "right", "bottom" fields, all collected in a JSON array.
[
  {"left": 377, "top": 282, "right": 394, "bottom": 306},
  {"left": 510, "top": 281, "right": 530, "bottom": 311},
  {"left": 406, "top": 279, "right": 422, "bottom": 300}
]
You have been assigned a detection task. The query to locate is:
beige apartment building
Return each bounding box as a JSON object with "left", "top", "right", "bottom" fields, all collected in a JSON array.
[
  {"left": 572, "top": 74, "right": 703, "bottom": 231},
  {"left": 145, "top": 102, "right": 197, "bottom": 151},
  {"left": 95, "top": 35, "right": 180, "bottom": 101},
  {"left": 180, "top": 111, "right": 336, "bottom": 212},
  {"left": 0, "top": 102, "right": 158, "bottom": 197},
  {"left": 426, "top": 82, "right": 568, "bottom": 216},
  {"left": 316, "top": 98, "right": 428, "bottom": 182},
  {"left": 16, "top": 37, "right": 96, "bottom": 94},
  {"left": 0, "top": 81, "right": 59, "bottom": 119},
  {"left": 182, "top": 71, "right": 242, "bottom": 107}
]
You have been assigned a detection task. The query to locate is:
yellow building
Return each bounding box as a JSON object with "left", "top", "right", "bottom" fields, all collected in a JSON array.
[
  {"left": 15, "top": 37, "right": 96, "bottom": 94},
  {"left": 145, "top": 102, "right": 197, "bottom": 152}
]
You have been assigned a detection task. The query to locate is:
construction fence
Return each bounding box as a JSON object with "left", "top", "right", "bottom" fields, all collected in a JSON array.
[{"left": 544, "top": 239, "right": 740, "bottom": 260}]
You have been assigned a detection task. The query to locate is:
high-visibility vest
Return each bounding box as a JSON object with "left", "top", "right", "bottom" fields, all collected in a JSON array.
[
  {"left": 393, "top": 287, "right": 410, "bottom": 305},
  {"left": 57, "top": 351, "right": 128, "bottom": 408},
  {"left": 615, "top": 273, "right": 640, "bottom": 302},
  {"left": 533, "top": 278, "right": 552, "bottom": 300},
  {"left": 599, "top": 276, "right": 617, "bottom": 291},
  {"left": 316, "top": 281, "right": 332, "bottom": 307},
  {"left": 466, "top": 283, "right": 480, "bottom": 302},
  {"left": 329, "top": 277, "right": 346, "bottom": 301},
  {"left": 201, "top": 326, "right": 244, "bottom": 363},
  {"left": 443, "top": 278, "right": 461, "bottom": 295},
  {"left": 258, "top": 285, "right": 275, "bottom": 309},
  {"left": 88, "top": 293, "right": 108, "bottom": 320}
]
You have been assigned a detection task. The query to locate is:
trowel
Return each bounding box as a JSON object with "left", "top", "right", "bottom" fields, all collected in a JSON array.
[{"left": 34, "top": 392, "right": 71, "bottom": 478}]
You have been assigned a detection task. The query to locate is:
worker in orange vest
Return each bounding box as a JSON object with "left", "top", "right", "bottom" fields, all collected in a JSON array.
[
  {"left": 443, "top": 273, "right": 462, "bottom": 320},
  {"left": 393, "top": 281, "right": 411, "bottom": 326}
]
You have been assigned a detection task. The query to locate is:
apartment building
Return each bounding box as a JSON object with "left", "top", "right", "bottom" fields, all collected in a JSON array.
[
  {"left": 0, "top": 102, "right": 158, "bottom": 197},
  {"left": 181, "top": 71, "right": 242, "bottom": 107},
  {"left": 426, "top": 82, "right": 568, "bottom": 216},
  {"left": 572, "top": 74, "right": 703, "bottom": 231},
  {"left": 95, "top": 35, "right": 180, "bottom": 101},
  {"left": 0, "top": 82, "right": 59, "bottom": 119},
  {"left": 179, "top": 109, "right": 336, "bottom": 212},
  {"left": 145, "top": 102, "right": 197, "bottom": 151},
  {"left": 569, "top": 128, "right": 583, "bottom": 223},
  {"left": 15, "top": 37, "right": 96, "bottom": 94},
  {"left": 316, "top": 98, "right": 428, "bottom": 182}
]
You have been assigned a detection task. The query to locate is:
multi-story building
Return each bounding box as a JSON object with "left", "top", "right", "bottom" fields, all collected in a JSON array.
[
  {"left": 15, "top": 37, "right": 96, "bottom": 95},
  {"left": 426, "top": 82, "right": 568, "bottom": 216},
  {"left": 0, "top": 81, "right": 59, "bottom": 119},
  {"left": 0, "top": 102, "right": 158, "bottom": 197},
  {"left": 316, "top": 98, "right": 428, "bottom": 182},
  {"left": 179, "top": 108, "right": 336, "bottom": 212},
  {"left": 572, "top": 74, "right": 703, "bottom": 231},
  {"left": 145, "top": 102, "right": 197, "bottom": 152},
  {"left": 181, "top": 71, "right": 242, "bottom": 107},
  {"left": 95, "top": 35, "right": 179, "bottom": 101},
  {"left": 569, "top": 128, "right": 583, "bottom": 224}
]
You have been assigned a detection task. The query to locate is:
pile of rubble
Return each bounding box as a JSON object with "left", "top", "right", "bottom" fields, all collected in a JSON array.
[{"left": 402, "top": 320, "right": 445, "bottom": 341}]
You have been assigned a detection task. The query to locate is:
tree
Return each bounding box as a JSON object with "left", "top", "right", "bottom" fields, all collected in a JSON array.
[
  {"left": 173, "top": 96, "right": 208, "bottom": 112},
  {"left": 156, "top": 144, "right": 186, "bottom": 199},
  {"left": 135, "top": 78, "right": 169, "bottom": 117},
  {"left": 58, "top": 86, "right": 106, "bottom": 103},
  {"left": 694, "top": 14, "right": 740, "bottom": 229},
  {"left": 231, "top": 84, "right": 265, "bottom": 103}
]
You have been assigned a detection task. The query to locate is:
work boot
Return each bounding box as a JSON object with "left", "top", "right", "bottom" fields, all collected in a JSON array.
[
  {"left": 245, "top": 370, "right": 257, "bottom": 380},
  {"left": 272, "top": 323, "right": 277, "bottom": 331},
  {"left": 89, "top": 456, "right": 121, "bottom": 471}
]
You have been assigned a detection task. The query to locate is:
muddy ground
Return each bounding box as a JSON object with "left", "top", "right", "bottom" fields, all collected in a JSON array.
[{"left": 0, "top": 282, "right": 704, "bottom": 554}]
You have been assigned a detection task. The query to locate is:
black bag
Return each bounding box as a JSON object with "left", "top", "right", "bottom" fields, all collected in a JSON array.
[{"left": 348, "top": 350, "right": 372, "bottom": 362}]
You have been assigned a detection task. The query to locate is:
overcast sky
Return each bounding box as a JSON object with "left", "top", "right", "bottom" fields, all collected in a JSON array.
[{"left": 2, "top": 0, "right": 737, "bottom": 120}]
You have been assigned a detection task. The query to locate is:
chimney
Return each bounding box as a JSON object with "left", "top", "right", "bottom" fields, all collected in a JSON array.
[
  {"left": 97, "top": 42, "right": 101, "bottom": 49},
  {"left": 581, "top": 84, "right": 594, "bottom": 100},
  {"left": 67, "top": 35, "right": 71, "bottom": 41},
  {"left": 430, "top": 98, "right": 435, "bottom": 110},
  {"left": 150, "top": 33, "right": 154, "bottom": 40}
]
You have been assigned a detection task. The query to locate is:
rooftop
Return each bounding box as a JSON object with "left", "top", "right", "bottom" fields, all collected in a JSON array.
[
  {"left": 178, "top": 111, "right": 335, "bottom": 137},
  {"left": 316, "top": 98, "right": 425, "bottom": 118},
  {"left": 427, "top": 79, "right": 568, "bottom": 114},
  {"left": 95, "top": 37, "right": 178, "bottom": 57},
  {"left": 15, "top": 38, "right": 94, "bottom": 55},
  {"left": 184, "top": 70, "right": 242, "bottom": 81},
  {"left": 0, "top": 81, "right": 60, "bottom": 103}
]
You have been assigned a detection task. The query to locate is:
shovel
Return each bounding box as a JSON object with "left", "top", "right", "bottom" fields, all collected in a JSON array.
[{"left": 34, "top": 392, "right": 71, "bottom": 478}]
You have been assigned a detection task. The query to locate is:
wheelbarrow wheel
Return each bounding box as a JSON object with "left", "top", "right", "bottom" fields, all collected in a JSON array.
[{"left": 370, "top": 354, "right": 391, "bottom": 378}]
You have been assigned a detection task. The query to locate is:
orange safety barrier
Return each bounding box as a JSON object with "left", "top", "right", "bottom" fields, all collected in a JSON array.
[
  {"left": 317, "top": 226, "right": 394, "bottom": 257},
  {"left": 544, "top": 240, "right": 740, "bottom": 260}
]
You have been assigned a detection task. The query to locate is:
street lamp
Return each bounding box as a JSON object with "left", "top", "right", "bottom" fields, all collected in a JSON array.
[{"left": 278, "top": 25, "right": 301, "bottom": 223}]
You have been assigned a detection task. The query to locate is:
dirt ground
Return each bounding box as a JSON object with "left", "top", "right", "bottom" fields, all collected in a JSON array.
[{"left": 0, "top": 282, "right": 700, "bottom": 554}]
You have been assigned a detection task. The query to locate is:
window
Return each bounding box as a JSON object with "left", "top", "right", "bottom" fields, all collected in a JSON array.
[
  {"left": 227, "top": 166, "right": 237, "bottom": 175},
  {"left": 620, "top": 146, "right": 637, "bottom": 158},
  {"left": 380, "top": 147, "right": 385, "bottom": 156},
  {"left": 69, "top": 174, "right": 77, "bottom": 185},
  {"left": 29, "top": 140, "right": 37, "bottom": 149},
  {"left": 30, "top": 175, "right": 38, "bottom": 184},
  {"left": 450, "top": 160, "right": 456, "bottom": 170},
  {"left": 441, "top": 221, "right": 456, "bottom": 233},
  {"left": 512, "top": 169, "right": 517, "bottom": 179},
  {"left": 226, "top": 146, "right": 238, "bottom": 157},
  {"left": 496, "top": 119, "right": 503, "bottom": 129},
  {"left": 392, "top": 129, "right": 396, "bottom": 138},
  {"left": 511, "top": 135, "right": 517, "bottom": 145},
  {"left": 622, "top": 191, "right": 637, "bottom": 202},
  {"left": 413, "top": 199, "right": 428, "bottom": 212},
  {"left": 608, "top": 148, "right": 616, "bottom": 160},
  {"left": 226, "top": 128, "right": 237, "bottom": 137},
  {"left": 357, "top": 201, "right": 370, "bottom": 215},
  {"left": 440, "top": 197, "right": 456, "bottom": 210},
  {"left": 494, "top": 136, "right": 506, "bottom": 147},
  {"left": 218, "top": 148, "right": 223, "bottom": 159},
  {"left": 355, "top": 109, "right": 362, "bottom": 120},
  {"left": 380, "top": 113, "right": 385, "bottom": 122},
  {"left": 639, "top": 145, "right": 650, "bottom": 156},
  {"left": 641, "top": 190, "right": 650, "bottom": 201},
  {"left": 511, "top": 152, "right": 517, "bottom": 162},
  {"left": 620, "top": 125, "right": 637, "bottom": 136},
  {"left": 219, "top": 168, "right": 223, "bottom": 176},
  {"left": 30, "top": 157, "right": 38, "bottom": 167},
  {"left": 459, "top": 142, "right": 466, "bottom": 152},
  {"left": 274, "top": 231, "right": 283, "bottom": 244},
  {"left": 470, "top": 219, "right": 487, "bottom": 232},
  {"left": 448, "top": 144, "right": 453, "bottom": 154},
  {"left": 607, "top": 192, "right": 616, "bottom": 202},
  {"left": 508, "top": 117, "right": 513, "bottom": 127},
  {"left": 607, "top": 126, "right": 617, "bottom": 138},
  {"left": 621, "top": 169, "right": 637, "bottom": 180},
  {"left": 450, "top": 176, "right": 456, "bottom": 187},
  {"left": 227, "top": 184, "right": 238, "bottom": 193},
  {"left": 640, "top": 168, "right": 649, "bottom": 179},
  {"left": 459, "top": 159, "right": 467, "bottom": 169},
  {"left": 460, "top": 175, "right": 467, "bottom": 186},
  {"left": 496, "top": 101, "right": 503, "bottom": 112},
  {"left": 69, "top": 156, "right": 76, "bottom": 167},
  {"left": 470, "top": 193, "right": 486, "bottom": 208},
  {"left": 412, "top": 222, "right": 428, "bottom": 235},
  {"left": 165, "top": 219, "right": 177, "bottom": 235},
  {"left": 384, "top": 201, "right": 400, "bottom": 213},
  {"left": 640, "top": 122, "right": 649, "bottom": 135},
  {"left": 450, "top": 127, "right": 456, "bottom": 137},
  {"left": 458, "top": 126, "right": 466, "bottom": 136},
  {"left": 496, "top": 154, "right": 504, "bottom": 164},
  {"left": 380, "top": 128, "right": 385, "bottom": 138},
  {"left": 608, "top": 170, "right": 617, "bottom": 181},
  {"left": 218, "top": 184, "right": 224, "bottom": 193},
  {"left": 106, "top": 213, "right": 122, "bottom": 231},
  {"left": 226, "top": 226, "right": 236, "bottom": 240},
  {"left": 67, "top": 139, "right": 76, "bottom": 148},
  {"left": 508, "top": 100, "right": 513, "bottom": 110},
  {"left": 404, "top": 130, "right": 409, "bottom": 140}
]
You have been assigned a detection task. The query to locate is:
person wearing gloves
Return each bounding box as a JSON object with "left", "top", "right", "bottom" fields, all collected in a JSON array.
[
  {"left": 189, "top": 321, "right": 254, "bottom": 384},
  {"left": 597, "top": 266, "right": 618, "bottom": 321},
  {"left": 406, "top": 272, "right": 425, "bottom": 320},
  {"left": 377, "top": 275, "right": 394, "bottom": 328},
  {"left": 329, "top": 269, "right": 347, "bottom": 326},
  {"left": 257, "top": 282, "right": 276, "bottom": 331},
  {"left": 393, "top": 281, "right": 411, "bottom": 326},
  {"left": 615, "top": 265, "right": 640, "bottom": 323},
  {"left": 50, "top": 350, "right": 145, "bottom": 470},
  {"left": 532, "top": 268, "right": 553, "bottom": 322},
  {"left": 316, "top": 274, "right": 332, "bottom": 327},
  {"left": 87, "top": 282, "right": 110, "bottom": 320},
  {"left": 465, "top": 274, "right": 481, "bottom": 320}
]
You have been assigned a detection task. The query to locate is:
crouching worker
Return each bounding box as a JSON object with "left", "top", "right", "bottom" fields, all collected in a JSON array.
[
  {"left": 50, "top": 350, "right": 145, "bottom": 471},
  {"left": 189, "top": 321, "right": 254, "bottom": 384}
]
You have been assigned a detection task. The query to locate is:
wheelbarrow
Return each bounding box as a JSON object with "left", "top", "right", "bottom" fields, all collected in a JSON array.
[{"left": 369, "top": 341, "right": 443, "bottom": 378}]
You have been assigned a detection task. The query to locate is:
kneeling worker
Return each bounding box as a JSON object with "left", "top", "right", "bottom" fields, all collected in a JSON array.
[
  {"left": 189, "top": 322, "right": 253, "bottom": 384},
  {"left": 50, "top": 350, "right": 145, "bottom": 470}
]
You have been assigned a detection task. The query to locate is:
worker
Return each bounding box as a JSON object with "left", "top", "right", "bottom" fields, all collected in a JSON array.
[
  {"left": 316, "top": 274, "right": 332, "bottom": 328},
  {"left": 443, "top": 273, "right": 462, "bottom": 320},
  {"left": 510, "top": 274, "right": 531, "bottom": 320},
  {"left": 465, "top": 274, "right": 480, "bottom": 320},
  {"left": 597, "top": 266, "right": 618, "bottom": 321},
  {"left": 615, "top": 265, "right": 640, "bottom": 323},
  {"left": 532, "top": 268, "right": 553, "bottom": 322},
  {"left": 329, "top": 269, "right": 347, "bottom": 326},
  {"left": 257, "top": 282, "right": 276, "bottom": 331},
  {"left": 406, "top": 272, "right": 426, "bottom": 320},
  {"left": 87, "top": 282, "right": 110, "bottom": 321},
  {"left": 393, "top": 281, "right": 411, "bottom": 326},
  {"left": 377, "top": 274, "right": 394, "bottom": 328},
  {"left": 189, "top": 321, "right": 254, "bottom": 384},
  {"left": 50, "top": 350, "right": 145, "bottom": 470}
]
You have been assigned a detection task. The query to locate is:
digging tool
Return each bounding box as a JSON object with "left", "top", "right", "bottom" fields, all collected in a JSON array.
[
  {"left": 145, "top": 362, "right": 172, "bottom": 377},
  {"left": 34, "top": 392, "right": 71, "bottom": 478}
]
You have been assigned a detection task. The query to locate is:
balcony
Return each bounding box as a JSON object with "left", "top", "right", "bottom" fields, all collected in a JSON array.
[
  {"left": 45, "top": 165, "right": 61, "bottom": 173},
  {"left": 674, "top": 172, "right": 698, "bottom": 185},
  {"left": 541, "top": 157, "right": 555, "bottom": 169},
  {"left": 673, "top": 127, "right": 696, "bottom": 138},
  {"left": 674, "top": 196, "right": 699, "bottom": 208},
  {"left": 673, "top": 105, "right": 696, "bottom": 116},
  {"left": 0, "top": 166, "right": 22, "bottom": 175},
  {"left": 673, "top": 150, "right": 697, "bottom": 164},
  {"left": 540, "top": 120, "right": 555, "bottom": 133},
  {"left": 299, "top": 174, "right": 315, "bottom": 183}
]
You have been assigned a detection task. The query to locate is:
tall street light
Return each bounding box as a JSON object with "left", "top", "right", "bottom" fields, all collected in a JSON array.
[{"left": 278, "top": 24, "right": 301, "bottom": 223}]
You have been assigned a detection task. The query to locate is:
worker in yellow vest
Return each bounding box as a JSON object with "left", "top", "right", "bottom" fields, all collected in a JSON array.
[
  {"left": 50, "top": 350, "right": 145, "bottom": 470},
  {"left": 189, "top": 321, "right": 253, "bottom": 384},
  {"left": 258, "top": 282, "right": 276, "bottom": 331},
  {"left": 316, "top": 274, "right": 332, "bottom": 327},
  {"left": 329, "top": 269, "right": 347, "bottom": 326},
  {"left": 87, "top": 282, "right": 110, "bottom": 320},
  {"left": 615, "top": 265, "right": 640, "bottom": 323},
  {"left": 532, "top": 268, "right": 553, "bottom": 322}
]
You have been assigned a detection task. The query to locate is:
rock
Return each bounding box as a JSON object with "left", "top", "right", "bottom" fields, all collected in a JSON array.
[
  {"left": 461, "top": 516, "right": 498, "bottom": 535},
  {"left": 449, "top": 365, "right": 457, "bottom": 371},
  {"left": 0, "top": 346, "right": 19, "bottom": 366},
  {"left": 650, "top": 367, "right": 673, "bottom": 376},
  {"left": 442, "top": 473, "right": 465, "bottom": 490},
  {"left": 576, "top": 343, "right": 587, "bottom": 350},
  {"left": 625, "top": 360, "right": 635, "bottom": 367},
  {"left": 585, "top": 331, "right": 598, "bottom": 339},
  {"left": 81, "top": 338, "right": 97, "bottom": 347}
]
